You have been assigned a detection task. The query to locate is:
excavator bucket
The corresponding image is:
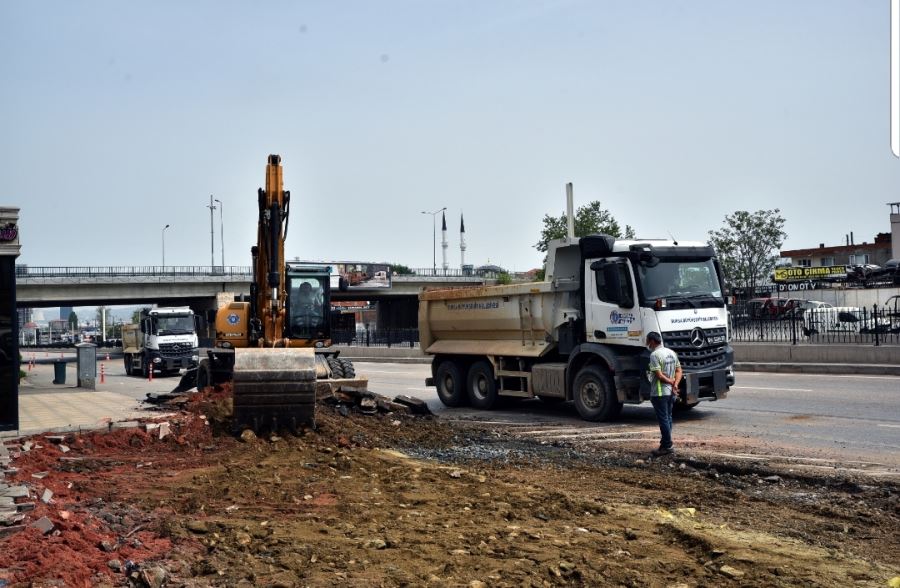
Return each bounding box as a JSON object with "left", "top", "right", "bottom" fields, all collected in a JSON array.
[{"left": 232, "top": 347, "right": 317, "bottom": 433}]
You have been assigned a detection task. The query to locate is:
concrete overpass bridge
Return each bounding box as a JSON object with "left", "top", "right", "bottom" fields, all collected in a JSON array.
[{"left": 15, "top": 265, "right": 494, "bottom": 328}]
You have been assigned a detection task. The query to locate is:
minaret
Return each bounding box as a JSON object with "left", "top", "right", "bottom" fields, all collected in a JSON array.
[
  {"left": 460, "top": 212, "right": 466, "bottom": 269},
  {"left": 441, "top": 210, "right": 449, "bottom": 271}
]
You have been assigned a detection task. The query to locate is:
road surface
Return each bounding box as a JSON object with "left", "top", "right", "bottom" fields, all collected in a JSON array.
[{"left": 356, "top": 362, "right": 900, "bottom": 478}]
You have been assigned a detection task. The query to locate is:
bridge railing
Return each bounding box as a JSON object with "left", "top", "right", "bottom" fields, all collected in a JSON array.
[{"left": 16, "top": 265, "right": 253, "bottom": 278}]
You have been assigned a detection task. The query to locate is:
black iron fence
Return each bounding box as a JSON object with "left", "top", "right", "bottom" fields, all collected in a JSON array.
[
  {"left": 729, "top": 302, "right": 900, "bottom": 345},
  {"left": 331, "top": 328, "right": 420, "bottom": 348}
]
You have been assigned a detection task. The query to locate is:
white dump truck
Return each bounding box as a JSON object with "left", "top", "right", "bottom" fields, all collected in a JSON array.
[
  {"left": 419, "top": 191, "right": 733, "bottom": 421},
  {"left": 123, "top": 307, "right": 200, "bottom": 377}
]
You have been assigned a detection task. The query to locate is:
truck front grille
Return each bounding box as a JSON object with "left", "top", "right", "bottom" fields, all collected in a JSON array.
[
  {"left": 662, "top": 327, "right": 728, "bottom": 371},
  {"left": 159, "top": 342, "right": 194, "bottom": 359}
]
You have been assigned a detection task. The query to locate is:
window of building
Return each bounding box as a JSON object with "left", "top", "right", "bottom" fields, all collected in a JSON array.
[
  {"left": 820, "top": 257, "right": 834, "bottom": 266},
  {"left": 848, "top": 254, "right": 870, "bottom": 265},
  {"left": 797, "top": 259, "right": 812, "bottom": 267}
]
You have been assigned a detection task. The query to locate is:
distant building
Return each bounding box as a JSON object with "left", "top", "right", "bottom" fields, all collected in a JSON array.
[
  {"left": 59, "top": 306, "right": 73, "bottom": 322},
  {"left": 17, "top": 308, "right": 32, "bottom": 329},
  {"left": 780, "top": 232, "right": 892, "bottom": 267}
]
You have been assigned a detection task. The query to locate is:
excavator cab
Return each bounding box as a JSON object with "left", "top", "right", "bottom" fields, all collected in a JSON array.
[{"left": 286, "top": 264, "right": 331, "bottom": 343}]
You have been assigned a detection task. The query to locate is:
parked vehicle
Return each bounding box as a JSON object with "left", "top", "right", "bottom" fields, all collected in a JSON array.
[
  {"left": 803, "top": 306, "right": 864, "bottom": 335},
  {"left": 123, "top": 307, "right": 200, "bottom": 377},
  {"left": 418, "top": 187, "right": 733, "bottom": 422}
]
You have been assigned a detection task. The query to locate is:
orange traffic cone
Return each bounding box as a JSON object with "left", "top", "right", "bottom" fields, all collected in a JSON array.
[
  {"left": 148, "top": 365, "right": 153, "bottom": 382},
  {"left": 100, "top": 363, "right": 105, "bottom": 384},
  {"left": 106, "top": 352, "right": 110, "bottom": 362}
]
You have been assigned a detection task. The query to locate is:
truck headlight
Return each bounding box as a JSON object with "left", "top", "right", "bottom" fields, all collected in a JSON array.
[
  {"left": 152, "top": 357, "right": 161, "bottom": 364},
  {"left": 192, "top": 355, "right": 199, "bottom": 362}
]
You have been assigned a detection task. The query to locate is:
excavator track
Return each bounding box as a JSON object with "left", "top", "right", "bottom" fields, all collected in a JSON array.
[{"left": 232, "top": 347, "right": 317, "bottom": 433}]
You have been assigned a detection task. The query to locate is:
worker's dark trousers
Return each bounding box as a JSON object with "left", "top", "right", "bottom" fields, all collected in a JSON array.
[{"left": 650, "top": 395, "right": 676, "bottom": 449}]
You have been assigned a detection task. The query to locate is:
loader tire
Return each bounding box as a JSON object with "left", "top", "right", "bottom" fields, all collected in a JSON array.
[
  {"left": 326, "top": 357, "right": 345, "bottom": 379},
  {"left": 435, "top": 359, "right": 466, "bottom": 407},
  {"left": 339, "top": 357, "right": 355, "bottom": 378},
  {"left": 573, "top": 365, "right": 620, "bottom": 422}
]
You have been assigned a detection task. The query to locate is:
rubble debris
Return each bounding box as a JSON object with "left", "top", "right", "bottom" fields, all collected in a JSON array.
[
  {"left": 393, "top": 394, "right": 432, "bottom": 415},
  {"left": 30, "top": 516, "right": 54, "bottom": 535},
  {"left": 720, "top": 565, "right": 746, "bottom": 579},
  {"left": 40, "top": 489, "right": 53, "bottom": 504},
  {"left": 31, "top": 471, "right": 49, "bottom": 479}
]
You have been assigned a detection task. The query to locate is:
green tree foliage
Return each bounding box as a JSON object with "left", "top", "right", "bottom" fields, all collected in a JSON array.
[
  {"left": 388, "top": 263, "right": 415, "bottom": 275},
  {"left": 67, "top": 311, "right": 78, "bottom": 331},
  {"left": 132, "top": 309, "right": 143, "bottom": 324},
  {"left": 708, "top": 209, "right": 787, "bottom": 296},
  {"left": 496, "top": 272, "right": 512, "bottom": 285},
  {"left": 535, "top": 201, "right": 635, "bottom": 255}
]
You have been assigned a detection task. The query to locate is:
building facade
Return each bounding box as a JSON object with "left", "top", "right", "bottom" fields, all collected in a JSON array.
[{"left": 780, "top": 232, "right": 893, "bottom": 268}]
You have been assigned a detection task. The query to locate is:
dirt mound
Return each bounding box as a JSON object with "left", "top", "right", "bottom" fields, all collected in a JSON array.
[{"left": 1, "top": 399, "right": 898, "bottom": 586}]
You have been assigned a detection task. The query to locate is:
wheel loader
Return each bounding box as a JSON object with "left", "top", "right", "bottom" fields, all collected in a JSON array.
[{"left": 174, "top": 154, "right": 362, "bottom": 432}]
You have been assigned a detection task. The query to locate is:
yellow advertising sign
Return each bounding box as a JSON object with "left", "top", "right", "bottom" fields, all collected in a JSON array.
[{"left": 774, "top": 265, "right": 848, "bottom": 282}]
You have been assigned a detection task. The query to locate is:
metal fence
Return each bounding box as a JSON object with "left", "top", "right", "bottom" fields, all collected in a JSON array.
[
  {"left": 729, "top": 302, "right": 900, "bottom": 345},
  {"left": 16, "top": 265, "right": 253, "bottom": 278},
  {"left": 331, "top": 328, "right": 420, "bottom": 348}
]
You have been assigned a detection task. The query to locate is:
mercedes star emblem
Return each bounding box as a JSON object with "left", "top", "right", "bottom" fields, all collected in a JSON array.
[{"left": 690, "top": 327, "right": 705, "bottom": 348}]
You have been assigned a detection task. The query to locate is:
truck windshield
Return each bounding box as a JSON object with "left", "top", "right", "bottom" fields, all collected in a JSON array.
[
  {"left": 635, "top": 259, "right": 723, "bottom": 305},
  {"left": 154, "top": 315, "right": 194, "bottom": 335}
]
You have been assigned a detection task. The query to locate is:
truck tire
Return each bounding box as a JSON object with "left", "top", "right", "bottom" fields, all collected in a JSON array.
[
  {"left": 467, "top": 360, "right": 498, "bottom": 410},
  {"left": 141, "top": 355, "right": 150, "bottom": 379},
  {"left": 339, "top": 357, "right": 355, "bottom": 378},
  {"left": 326, "top": 356, "right": 345, "bottom": 378},
  {"left": 435, "top": 360, "right": 466, "bottom": 407},
  {"left": 124, "top": 354, "right": 132, "bottom": 376},
  {"left": 573, "top": 365, "right": 620, "bottom": 422}
]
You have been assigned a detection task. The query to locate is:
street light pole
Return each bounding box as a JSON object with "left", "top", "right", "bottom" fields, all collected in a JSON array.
[
  {"left": 421, "top": 207, "right": 447, "bottom": 274},
  {"left": 162, "top": 224, "right": 170, "bottom": 267},
  {"left": 207, "top": 195, "right": 217, "bottom": 268},
  {"left": 214, "top": 198, "right": 224, "bottom": 267}
]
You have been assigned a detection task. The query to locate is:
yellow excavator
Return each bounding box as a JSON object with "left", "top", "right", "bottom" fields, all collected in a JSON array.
[{"left": 175, "top": 154, "right": 358, "bottom": 432}]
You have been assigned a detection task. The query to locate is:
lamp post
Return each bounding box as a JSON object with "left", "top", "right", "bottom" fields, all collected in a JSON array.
[
  {"left": 162, "top": 224, "right": 170, "bottom": 267},
  {"left": 214, "top": 198, "right": 224, "bottom": 267},
  {"left": 420, "top": 207, "right": 447, "bottom": 274},
  {"left": 207, "top": 195, "right": 217, "bottom": 268}
]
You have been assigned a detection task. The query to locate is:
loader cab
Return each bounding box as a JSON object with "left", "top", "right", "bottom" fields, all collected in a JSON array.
[{"left": 286, "top": 264, "right": 332, "bottom": 343}]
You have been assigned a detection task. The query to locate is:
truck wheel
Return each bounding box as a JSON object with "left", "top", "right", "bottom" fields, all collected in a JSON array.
[
  {"left": 435, "top": 360, "right": 466, "bottom": 407},
  {"left": 467, "top": 360, "right": 498, "bottom": 410},
  {"left": 141, "top": 356, "right": 150, "bottom": 379},
  {"left": 573, "top": 365, "right": 620, "bottom": 422},
  {"left": 124, "top": 354, "right": 132, "bottom": 376}
]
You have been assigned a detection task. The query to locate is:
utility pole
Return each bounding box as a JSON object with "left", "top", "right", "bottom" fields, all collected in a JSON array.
[
  {"left": 207, "top": 195, "right": 217, "bottom": 267},
  {"left": 215, "top": 198, "right": 224, "bottom": 267}
]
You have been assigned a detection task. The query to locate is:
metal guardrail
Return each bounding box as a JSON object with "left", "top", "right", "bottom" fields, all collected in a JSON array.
[
  {"left": 729, "top": 302, "right": 900, "bottom": 345},
  {"left": 16, "top": 266, "right": 253, "bottom": 278},
  {"left": 331, "top": 328, "right": 420, "bottom": 348}
]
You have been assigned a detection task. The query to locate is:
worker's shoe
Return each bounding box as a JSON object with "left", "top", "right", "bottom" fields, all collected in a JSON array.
[{"left": 651, "top": 446, "right": 674, "bottom": 457}]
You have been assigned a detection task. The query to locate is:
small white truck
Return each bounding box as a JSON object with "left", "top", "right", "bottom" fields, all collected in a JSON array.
[
  {"left": 123, "top": 307, "right": 200, "bottom": 377},
  {"left": 419, "top": 188, "right": 733, "bottom": 421}
]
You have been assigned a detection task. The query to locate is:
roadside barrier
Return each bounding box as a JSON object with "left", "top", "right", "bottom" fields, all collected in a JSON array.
[
  {"left": 148, "top": 366, "right": 153, "bottom": 382},
  {"left": 100, "top": 363, "right": 105, "bottom": 384}
]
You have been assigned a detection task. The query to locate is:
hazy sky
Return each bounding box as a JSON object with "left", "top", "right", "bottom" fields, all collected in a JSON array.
[{"left": 2, "top": 1, "right": 898, "bottom": 272}]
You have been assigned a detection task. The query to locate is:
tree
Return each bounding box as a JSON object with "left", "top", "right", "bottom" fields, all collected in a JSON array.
[
  {"left": 67, "top": 311, "right": 78, "bottom": 332},
  {"left": 708, "top": 209, "right": 787, "bottom": 296},
  {"left": 535, "top": 201, "right": 635, "bottom": 255},
  {"left": 388, "top": 263, "right": 415, "bottom": 275}
]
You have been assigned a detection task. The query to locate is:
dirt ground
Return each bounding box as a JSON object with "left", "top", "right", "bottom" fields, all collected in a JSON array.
[{"left": 1, "top": 387, "right": 899, "bottom": 587}]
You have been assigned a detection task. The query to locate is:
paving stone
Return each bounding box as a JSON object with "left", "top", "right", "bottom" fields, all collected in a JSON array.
[
  {"left": 0, "top": 524, "right": 24, "bottom": 538},
  {"left": 31, "top": 516, "right": 55, "bottom": 535},
  {"left": 111, "top": 421, "right": 140, "bottom": 430},
  {"left": 1, "top": 486, "right": 28, "bottom": 499}
]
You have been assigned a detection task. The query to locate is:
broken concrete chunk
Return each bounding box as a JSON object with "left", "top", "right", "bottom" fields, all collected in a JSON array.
[
  {"left": 364, "top": 538, "right": 387, "bottom": 549},
  {"left": 31, "top": 471, "right": 49, "bottom": 479},
  {"left": 359, "top": 396, "right": 378, "bottom": 414},
  {"left": 186, "top": 520, "right": 209, "bottom": 534},
  {"left": 393, "top": 395, "right": 432, "bottom": 415},
  {"left": 140, "top": 566, "right": 168, "bottom": 588},
  {"left": 158, "top": 422, "right": 171, "bottom": 440},
  {"left": 45, "top": 435, "right": 66, "bottom": 444},
  {"left": 2, "top": 486, "right": 28, "bottom": 499},
  {"left": 239, "top": 429, "right": 256, "bottom": 443},
  {"left": 0, "top": 525, "right": 25, "bottom": 539},
  {"left": 719, "top": 565, "right": 745, "bottom": 578},
  {"left": 30, "top": 516, "right": 55, "bottom": 535},
  {"left": 21, "top": 441, "right": 33, "bottom": 452},
  {"left": 763, "top": 475, "right": 782, "bottom": 483},
  {"left": 41, "top": 489, "right": 53, "bottom": 504},
  {"left": 59, "top": 445, "right": 70, "bottom": 453},
  {"left": 107, "top": 559, "right": 123, "bottom": 572}
]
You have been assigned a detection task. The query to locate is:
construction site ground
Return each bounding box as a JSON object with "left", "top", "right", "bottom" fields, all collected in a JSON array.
[{"left": 1, "top": 386, "right": 899, "bottom": 588}]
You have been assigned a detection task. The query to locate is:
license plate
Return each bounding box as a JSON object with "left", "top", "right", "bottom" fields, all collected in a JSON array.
[{"left": 708, "top": 335, "right": 726, "bottom": 344}]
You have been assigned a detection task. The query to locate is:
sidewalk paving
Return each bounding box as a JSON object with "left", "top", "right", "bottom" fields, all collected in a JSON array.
[{"left": 6, "top": 363, "right": 150, "bottom": 439}]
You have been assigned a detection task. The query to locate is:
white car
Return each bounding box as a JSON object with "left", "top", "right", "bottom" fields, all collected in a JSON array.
[{"left": 803, "top": 306, "right": 864, "bottom": 335}]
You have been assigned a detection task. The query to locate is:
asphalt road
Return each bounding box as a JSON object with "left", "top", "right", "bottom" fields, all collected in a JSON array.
[{"left": 355, "top": 362, "right": 900, "bottom": 478}]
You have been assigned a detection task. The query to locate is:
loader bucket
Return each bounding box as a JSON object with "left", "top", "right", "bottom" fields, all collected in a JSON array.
[{"left": 232, "top": 347, "right": 317, "bottom": 433}]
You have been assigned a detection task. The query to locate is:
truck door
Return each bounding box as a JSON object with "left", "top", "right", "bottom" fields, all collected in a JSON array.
[{"left": 585, "top": 258, "right": 643, "bottom": 345}]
